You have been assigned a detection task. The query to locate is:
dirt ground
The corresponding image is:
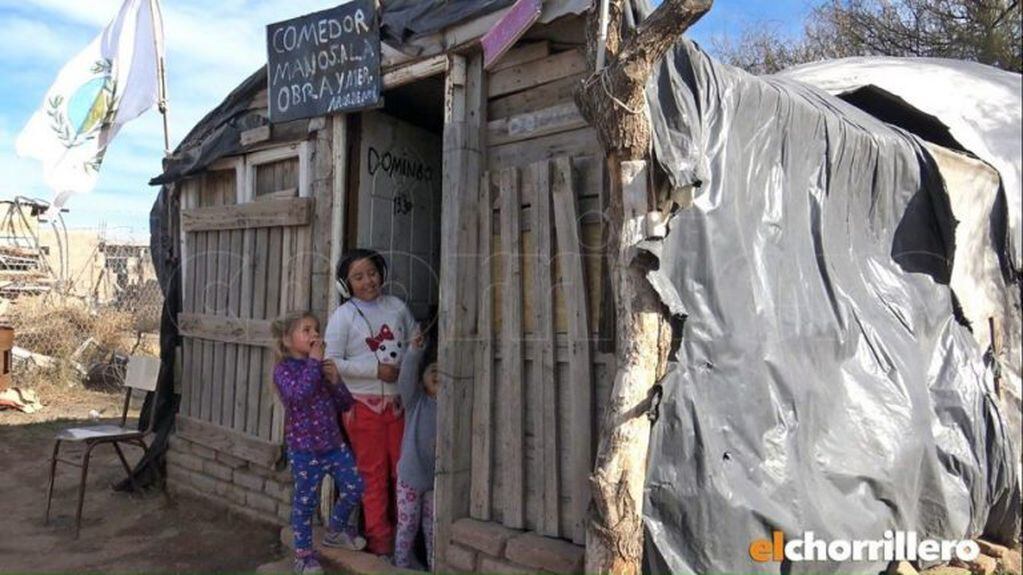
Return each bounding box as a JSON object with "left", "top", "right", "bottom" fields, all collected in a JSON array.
[{"left": 0, "top": 390, "right": 282, "bottom": 572}]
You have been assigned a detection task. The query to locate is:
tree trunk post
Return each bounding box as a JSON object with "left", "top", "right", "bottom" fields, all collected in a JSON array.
[{"left": 574, "top": 2, "right": 713, "bottom": 573}]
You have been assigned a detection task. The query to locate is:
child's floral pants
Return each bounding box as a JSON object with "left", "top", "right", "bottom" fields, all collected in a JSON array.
[{"left": 393, "top": 479, "right": 434, "bottom": 569}]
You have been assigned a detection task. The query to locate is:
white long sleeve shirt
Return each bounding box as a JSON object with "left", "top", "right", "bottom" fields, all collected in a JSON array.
[{"left": 324, "top": 295, "right": 417, "bottom": 401}]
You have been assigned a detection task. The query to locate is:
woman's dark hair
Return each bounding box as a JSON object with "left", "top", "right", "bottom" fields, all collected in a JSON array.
[{"left": 335, "top": 248, "right": 388, "bottom": 301}]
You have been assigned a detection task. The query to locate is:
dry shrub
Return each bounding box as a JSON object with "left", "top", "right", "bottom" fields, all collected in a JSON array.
[{"left": 4, "top": 294, "right": 150, "bottom": 391}]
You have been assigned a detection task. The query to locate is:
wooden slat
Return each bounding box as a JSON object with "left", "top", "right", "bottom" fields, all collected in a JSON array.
[
  {"left": 211, "top": 230, "right": 231, "bottom": 425},
  {"left": 222, "top": 229, "right": 244, "bottom": 428},
  {"left": 176, "top": 415, "right": 281, "bottom": 469},
  {"left": 272, "top": 227, "right": 293, "bottom": 443},
  {"left": 488, "top": 49, "right": 586, "bottom": 98},
  {"left": 200, "top": 231, "right": 218, "bottom": 422},
  {"left": 382, "top": 54, "right": 448, "bottom": 89},
  {"left": 254, "top": 188, "right": 298, "bottom": 202},
  {"left": 289, "top": 225, "right": 313, "bottom": 311},
  {"left": 189, "top": 230, "right": 207, "bottom": 419},
  {"left": 488, "top": 41, "right": 550, "bottom": 73},
  {"left": 181, "top": 197, "right": 312, "bottom": 232},
  {"left": 234, "top": 228, "right": 255, "bottom": 432},
  {"left": 488, "top": 73, "right": 585, "bottom": 121},
  {"left": 177, "top": 313, "right": 274, "bottom": 347},
  {"left": 471, "top": 172, "right": 495, "bottom": 521},
  {"left": 551, "top": 156, "right": 592, "bottom": 544},
  {"left": 487, "top": 127, "right": 598, "bottom": 171},
  {"left": 531, "top": 161, "right": 560, "bottom": 537},
  {"left": 436, "top": 52, "right": 484, "bottom": 569},
  {"left": 499, "top": 166, "right": 524, "bottom": 529},
  {"left": 247, "top": 228, "right": 270, "bottom": 436},
  {"left": 260, "top": 227, "right": 284, "bottom": 441},
  {"left": 241, "top": 125, "right": 271, "bottom": 147},
  {"left": 180, "top": 185, "right": 198, "bottom": 418},
  {"left": 487, "top": 102, "right": 586, "bottom": 146}
]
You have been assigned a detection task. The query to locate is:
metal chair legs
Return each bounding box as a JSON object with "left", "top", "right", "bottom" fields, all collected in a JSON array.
[
  {"left": 46, "top": 438, "right": 150, "bottom": 538},
  {"left": 74, "top": 444, "right": 95, "bottom": 539},
  {"left": 112, "top": 443, "right": 141, "bottom": 494},
  {"left": 44, "top": 440, "right": 61, "bottom": 524}
]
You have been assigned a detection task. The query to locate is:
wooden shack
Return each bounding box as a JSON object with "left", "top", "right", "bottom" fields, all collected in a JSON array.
[{"left": 162, "top": 2, "right": 615, "bottom": 571}]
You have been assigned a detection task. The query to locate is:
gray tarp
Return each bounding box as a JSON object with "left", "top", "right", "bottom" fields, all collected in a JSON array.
[{"left": 641, "top": 40, "right": 1020, "bottom": 574}]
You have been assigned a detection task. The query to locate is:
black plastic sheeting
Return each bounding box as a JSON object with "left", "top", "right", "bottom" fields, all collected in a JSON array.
[
  {"left": 118, "top": 186, "right": 181, "bottom": 491},
  {"left": 640, "top": 40, "right": 1020, "bottom": 574},
  {"left": 379, "top": 0, "right": 514, "bottom": 43}
]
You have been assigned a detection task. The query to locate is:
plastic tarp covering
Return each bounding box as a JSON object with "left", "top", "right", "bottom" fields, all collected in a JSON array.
[
  {"left": 379, "top": 0, "right": 515, "bottom": 43},
  {"left": 641, "top": 40, "right": 1021, "bottom": 574},
  {"left": 778, "top": 58, "right": 1023, "bottom": 271}
]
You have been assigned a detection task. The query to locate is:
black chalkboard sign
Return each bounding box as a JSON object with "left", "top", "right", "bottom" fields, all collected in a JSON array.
[{"left": 266, "top": 0, "right": 381, "bottom": 123}]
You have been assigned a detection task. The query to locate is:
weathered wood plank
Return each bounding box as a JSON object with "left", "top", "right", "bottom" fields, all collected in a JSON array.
[
  {"left": 180, "top": 184, "right": 198, "bottom": 418},
  {"left": 382, "top": 54, "right": 448, "bottom": 89},
  {"left": 211, "top": 229, "right": 231, "bottom": 425},
  {"left": 176, "top": 415, "right": 282, "bottom": 469},
  {"left": 471, "top": 172, "right": 495, "bottom": 521},
  {"left": 200, "top": 231, "right": 218, "bottom": 422},
  {"left": 487, "top": 128, "right": 598, "bottom": 171},
  {"left": 260, "top": 227, "right": 284, "bottom": 441},
  {"left": 488, "top": 102, "right": 586, "bottom": 146},
  {"left": 499, "top": 166, "right": 525, "bottom": 529},
  {"left": 234, "top": 228, "right": 255, "bottom": 432},
  {"left": 189, "top": 229, "right": 207, "bottom": 420},
  {"left": 272, "top": 226, "right": 293, "bottom": 443},
  {"left": 247, "top": 227, "right": 270, "bottom": 436},
  {"left": 181, "top": 197, "right": 312, "bottom": 232},
  {"left": 488, "top": 40, "right": 550, "bottom": 73},
  {"left": 437, "top": 55, "right": 470, "bottom": 568},
  {"left": 531, "top": 160, "right": 560, "bottom": 537},
  {"left": 241, "top": 125, "right": 271, "bottom": 147},
  {"left": 488, "top": 73, "right": 586, "bottom": 121},
  {"left": 253, "top": 188, "right": 298, "bottom": 202},
  {"left": 488, "top": 49, "right": 586, "bottom": 98},
  {"left": 310, "top": 120, "right": 335, "bottom": 319},
  {"left": 222, "top": 230, "right": 243, "bottom": 428},
  {"left": 551, "top": 156, "right": 592, "bottom": 545},
  {"left": 436, "top": 52, "right": 483, "bottom": 568}
]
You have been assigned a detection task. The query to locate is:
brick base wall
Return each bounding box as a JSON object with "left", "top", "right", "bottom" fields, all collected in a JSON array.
[
  {"left": 166, "top": 434, "right": 292, "bottom": 526},
  {"left": 443, "top": 518, "right": 584, "bottom": 574}
]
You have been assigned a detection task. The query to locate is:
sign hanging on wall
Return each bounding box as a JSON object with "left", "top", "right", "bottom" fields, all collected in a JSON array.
[{"left": 266, "top": 0, "right": 381, "bottom": 123}]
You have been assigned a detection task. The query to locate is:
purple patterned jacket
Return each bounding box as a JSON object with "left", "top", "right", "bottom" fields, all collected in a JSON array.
[{"left": 273, "top": 357, "right": 355, "bottom": 453}]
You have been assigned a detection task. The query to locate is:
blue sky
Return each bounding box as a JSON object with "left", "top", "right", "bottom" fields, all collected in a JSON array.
[{"left": 0, "top": 0, "right": 812, "bottom": 239}]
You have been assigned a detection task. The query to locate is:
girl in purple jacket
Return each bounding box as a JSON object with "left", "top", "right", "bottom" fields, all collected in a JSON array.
[{"left": 272, "top": 311, "right": 366, "bottom": 574}]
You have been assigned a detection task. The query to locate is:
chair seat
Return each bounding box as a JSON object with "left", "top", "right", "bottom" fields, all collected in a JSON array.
[{"left": 55, "top": 425, "right": 141, "bottom": 442}]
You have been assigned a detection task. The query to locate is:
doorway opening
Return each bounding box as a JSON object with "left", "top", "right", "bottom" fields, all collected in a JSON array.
[{"left": 344, "top": 73, "right": 446, "bottom": 334}]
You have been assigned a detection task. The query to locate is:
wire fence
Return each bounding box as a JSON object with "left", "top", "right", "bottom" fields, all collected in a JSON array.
[{"left": 1, "top": 221, "right": 164, "bottom": 394}]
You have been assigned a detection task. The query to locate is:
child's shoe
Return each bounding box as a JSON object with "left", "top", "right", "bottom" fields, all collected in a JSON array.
[
  {"left": 323, "top": 528, "right": 367, "bottom": 551},
  {"left": 293, "top": 555, "right": 324, "bottom": 574}
]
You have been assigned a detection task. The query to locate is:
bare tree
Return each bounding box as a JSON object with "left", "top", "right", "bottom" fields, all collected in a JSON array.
[
  {"left": 574, "top": 1, "right": 712, "bottom": 573},
  {"left": 714, "top": 0, "right": 1022, "bottom": 74}
]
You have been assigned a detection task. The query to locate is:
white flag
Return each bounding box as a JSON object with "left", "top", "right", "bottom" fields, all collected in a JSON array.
[{"left": 16, "top": 0, "right": 164, "bottom": 208}]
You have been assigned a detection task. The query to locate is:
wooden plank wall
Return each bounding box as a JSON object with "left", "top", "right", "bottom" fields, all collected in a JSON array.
[
  {"left": 179, "top": 153, "right": 321, "bottom": 445},
  {"left": 469, "top": 42, "right": 613, "bottom": 544}
]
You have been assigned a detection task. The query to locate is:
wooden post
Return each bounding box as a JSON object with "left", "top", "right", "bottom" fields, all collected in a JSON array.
[
  {"left": 574, "top": 1, "right": 713, "bottom": 573},
  {"left": 435, "top": 51, "right": 484, "bottom": 569}
]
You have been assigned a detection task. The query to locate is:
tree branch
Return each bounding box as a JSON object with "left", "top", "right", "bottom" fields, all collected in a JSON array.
[{"left": 576, "top": 0, "right": 713, "bottom": 159}]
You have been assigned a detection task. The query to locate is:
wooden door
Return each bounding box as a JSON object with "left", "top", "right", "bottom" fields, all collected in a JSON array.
[
  {"left": 177, "top": 145, "right": 314, "bottom": 443},
  {"left": 355, "top": 110, "right": 442, "bottom": 321}
]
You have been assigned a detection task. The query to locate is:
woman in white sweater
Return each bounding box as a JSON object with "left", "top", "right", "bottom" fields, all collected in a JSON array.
[{"left": 324, "top": 249, "right": 416, "bottom": 557}]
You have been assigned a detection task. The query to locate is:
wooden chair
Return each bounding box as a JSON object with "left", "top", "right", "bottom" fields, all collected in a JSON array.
[{"left": 44, "top": 355, "right": 161, "bottom": 538}]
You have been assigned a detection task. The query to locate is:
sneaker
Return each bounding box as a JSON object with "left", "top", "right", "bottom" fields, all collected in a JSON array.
[
  {"left": 293, "top": 556, "right": 324, "bottom": 575},
  {"left": 322, "top": 529, "right": 367, "bottom": 551}
]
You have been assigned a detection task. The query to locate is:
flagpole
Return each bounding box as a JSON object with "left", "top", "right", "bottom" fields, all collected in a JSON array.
[{"left": 149, "top": 0, "right": 170, "bottom": 155}]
